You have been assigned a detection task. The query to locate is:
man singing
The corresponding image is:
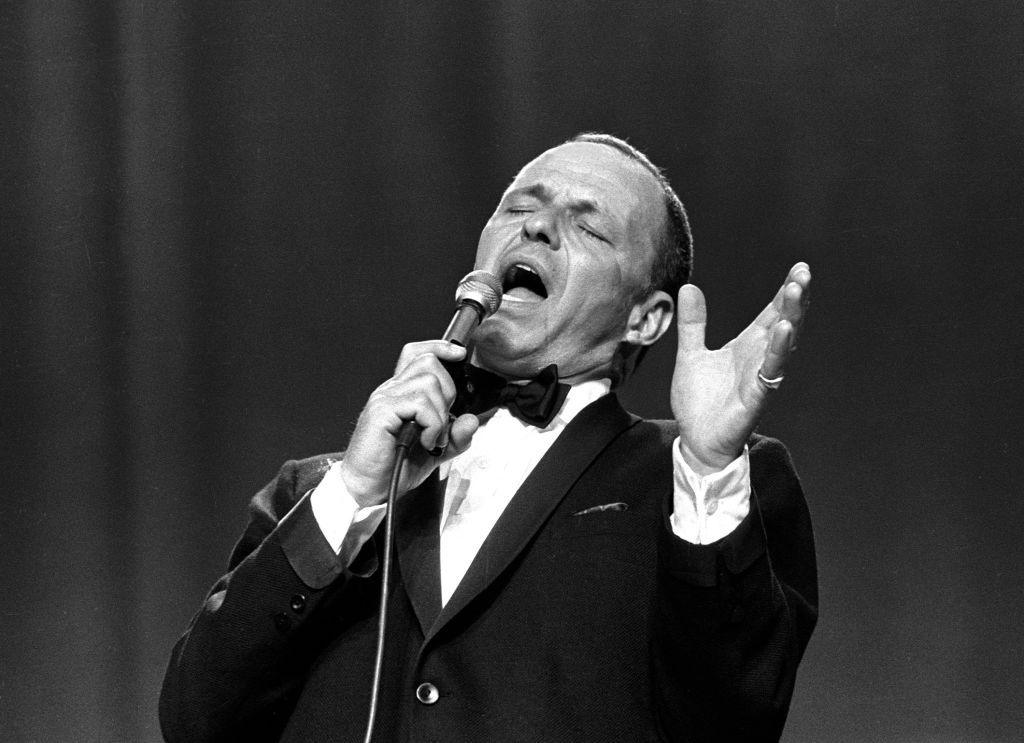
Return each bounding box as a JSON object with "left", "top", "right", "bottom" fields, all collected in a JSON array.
[{"left": 160, "top": 133, "right": 817, "bottom": 742}]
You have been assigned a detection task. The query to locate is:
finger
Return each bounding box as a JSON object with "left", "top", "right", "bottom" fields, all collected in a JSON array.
[
  {"left": 754, "top": 262, "right": 811, "bottom": 330},
  {"left": 398, "top": 353, "right": 459, "bottom": 402},
  {"left": 783, "top": 266, "right": 811, "bottom": 347},
  {"left": 442, "top": 414, "right": 481, "bottom": 459},
  {"left": 753, "top": 285, "right": 786, "bottom": 329},
  {"left": 371, "top": 387, "right": 447, "bottom": 451},
  {"left": 389, "top": 369, "right": 451, "bottom": 415},
  {"left": 412, "top": 396, "right": 449, "bottom": 451},
  {"left": 759, "top": 320, "right": 794, "bottom": 381},
  {"left": 412, "top": 378, "right": 452, "bottom": 450},
  {"left": 780, "top": 281, "right": 804, "bottom": 331},
  {"left": 384, "top": 374, "right": 451, "bottom": 449},
  {"left": 789, "top": 261, "right": 810, "bottom": 282},
  {"left": 789, "top": 263, "right": 811, "bottom": 313},
  {"left": 794, "top": 264, "right": 811, "bottom": 315},
  {"left": 395, "top": 340, "right": 467, "bottom": 375},
  {"left": 676, "top": 284, "right": 708, "bottom": 351}
]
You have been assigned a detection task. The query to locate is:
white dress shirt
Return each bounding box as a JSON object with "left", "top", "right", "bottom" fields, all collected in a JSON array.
[{"left": 311, "top": 380, "right": 751, "bottom": 606}]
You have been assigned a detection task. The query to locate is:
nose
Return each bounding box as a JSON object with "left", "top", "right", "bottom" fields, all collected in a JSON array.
[{"left": 521, "top": 210, "right": 559, "bottom": 249}]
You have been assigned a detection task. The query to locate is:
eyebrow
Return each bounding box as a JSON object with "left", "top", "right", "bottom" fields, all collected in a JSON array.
[{"left": 505, "top": 183, "right": 600, "bottom": 215}]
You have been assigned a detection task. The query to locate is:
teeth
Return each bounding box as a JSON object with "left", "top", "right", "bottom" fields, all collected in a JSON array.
[{"left": 514, "top": 263, "right": 539, "bottom": 276}]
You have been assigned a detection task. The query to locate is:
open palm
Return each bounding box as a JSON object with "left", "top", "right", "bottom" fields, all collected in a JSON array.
[{"left": 671, "top": 263, "right": 811, "bottom": 474}]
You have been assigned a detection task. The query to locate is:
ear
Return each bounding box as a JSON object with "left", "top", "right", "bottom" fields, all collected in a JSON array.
[{"left": 623, "top": 289, "right": 674, "bottom": 347}]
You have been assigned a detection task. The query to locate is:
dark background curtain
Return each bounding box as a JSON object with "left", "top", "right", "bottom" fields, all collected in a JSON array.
[{"left": 1, "top": 1, "right": 1020, "bottom": 741}]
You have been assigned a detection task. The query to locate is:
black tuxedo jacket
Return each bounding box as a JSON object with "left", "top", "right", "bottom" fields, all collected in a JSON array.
[{"left": 160, "top": 395, "right": 817, "bottom": 742}]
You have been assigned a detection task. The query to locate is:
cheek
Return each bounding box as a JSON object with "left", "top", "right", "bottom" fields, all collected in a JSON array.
[
  {"left": 473, "top": 226, "right": 496, "bottom": 260},
  {"left": 563, "top": 289, "right": 632, "bottom": 346},
  {"left": 474, "top": 222, "right": 520, "bottom": 267},
  {"left": 571, "top": 256, "right": 629, "bottom": 304},
  {"left": 614, "top": 252, "right": 647, "bottom": 287}
]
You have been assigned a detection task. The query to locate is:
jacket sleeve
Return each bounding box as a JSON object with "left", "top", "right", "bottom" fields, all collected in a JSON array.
[
  {"left": 158, "top": 455, "right": 380, "bottom": 743},
  {"left": 652, "top": 435, "right": 818, "bottom": 742}
]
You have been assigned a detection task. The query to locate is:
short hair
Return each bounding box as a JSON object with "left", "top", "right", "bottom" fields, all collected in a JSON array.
[{"left": 569, "top": 132, "right": 693, "bottom": 301}]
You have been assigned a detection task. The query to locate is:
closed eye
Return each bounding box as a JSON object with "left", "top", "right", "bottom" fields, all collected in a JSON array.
[{"left": 578, "top": 222, "right": 609, "bottom": 243}]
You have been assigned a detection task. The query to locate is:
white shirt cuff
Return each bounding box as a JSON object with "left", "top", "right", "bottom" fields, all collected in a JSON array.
[
  {"left": 670, "top": 438, "right": 751, "bottom": 545},
  {"left": 310, "top": 461, "right": 387, "bottom": 563}
]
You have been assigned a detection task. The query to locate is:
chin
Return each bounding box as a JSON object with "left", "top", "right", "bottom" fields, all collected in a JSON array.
[{"left": 470, "top": 325, "right": 545, "bottom": 379}]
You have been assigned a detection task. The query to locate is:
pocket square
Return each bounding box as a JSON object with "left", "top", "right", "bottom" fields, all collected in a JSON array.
[{"left": 572, "top": 502, "right": 629, "bottom": 516}]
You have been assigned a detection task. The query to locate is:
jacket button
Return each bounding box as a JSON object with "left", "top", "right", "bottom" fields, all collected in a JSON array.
[
  {"left": 415, "top": 682, "right": 439, "bottom": 705},
  {"left": 290, "top": 593, "right": 307, "bottom": 613},
  {"left": 273, "top": 612, "right": 291, "bottom": 633}
]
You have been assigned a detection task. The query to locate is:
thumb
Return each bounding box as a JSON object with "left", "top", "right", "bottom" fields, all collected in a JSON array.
[
  {"left": 442, "top": 414, "right": 480, "bottom": 460},
  {"left": 677, "top": 284, "right": 708, "bottom": 351}
]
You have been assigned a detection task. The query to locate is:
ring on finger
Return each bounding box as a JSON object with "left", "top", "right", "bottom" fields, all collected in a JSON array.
[
  {"left": 757, "top": 369, "right": 785, "bottom": 390},
  {"left": 427, "top": 415, "right": 456, "bottom": 457}
]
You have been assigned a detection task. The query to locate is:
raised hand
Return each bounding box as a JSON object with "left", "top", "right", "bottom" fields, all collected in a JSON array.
[
  {"left": 671, "top": 262, "right": 811, "bottom": 475},
  {"left": 338, "top": 341, "right": 480, "bottom": 507}
]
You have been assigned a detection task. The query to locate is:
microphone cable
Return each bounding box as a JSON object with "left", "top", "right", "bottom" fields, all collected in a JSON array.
[
  {"left": 361, "top": 431, "right": 412, "bottom": 743},
  {"left": 361, "top": 270, "right": 503, "bottom": 743}
]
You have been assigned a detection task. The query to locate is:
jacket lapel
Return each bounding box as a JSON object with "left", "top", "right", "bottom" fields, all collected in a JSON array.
[
  {"left": 395, "top": 472, "right": 444, "bottom": 633},
  {"left": 424, "top": 394, "right": 637, "bottom": 644}
]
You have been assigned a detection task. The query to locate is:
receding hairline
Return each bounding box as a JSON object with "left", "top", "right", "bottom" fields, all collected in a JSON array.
[
  {"left": 566, "top": 136, "right": 667, "bottom": 191},
  {"left": 508, "top": 140, "right": 669, "bottom": 244},
  {"left": 516, "top": 140, "right": 666, "bottom": 197}
]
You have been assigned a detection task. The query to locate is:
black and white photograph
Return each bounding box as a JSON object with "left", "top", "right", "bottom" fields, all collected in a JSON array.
[{"left": 1, "top": 2, "right": 1021, "bottom": 741}]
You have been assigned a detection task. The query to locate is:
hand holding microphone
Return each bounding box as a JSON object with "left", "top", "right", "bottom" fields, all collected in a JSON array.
[{"left": 338, "top": 271, "right": 502, "bottom": 507}]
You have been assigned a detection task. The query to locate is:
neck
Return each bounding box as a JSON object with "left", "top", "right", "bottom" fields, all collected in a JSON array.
[{"left": 469, "top": 350, "right": 622, "bottom": 388}]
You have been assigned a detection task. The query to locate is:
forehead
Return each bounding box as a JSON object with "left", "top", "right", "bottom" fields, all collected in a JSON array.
[{"left": 506, "top": 142, "right": 664, "bottom": 235}]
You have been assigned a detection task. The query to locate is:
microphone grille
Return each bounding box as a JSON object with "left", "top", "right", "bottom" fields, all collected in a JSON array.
[{"left": 455, "top": 270, "right": 503, "bottom": 317}]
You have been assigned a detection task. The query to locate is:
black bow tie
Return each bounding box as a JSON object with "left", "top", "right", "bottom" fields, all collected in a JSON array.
[{"left": 451, "top": 363, "right": 570, "bottom": 428}]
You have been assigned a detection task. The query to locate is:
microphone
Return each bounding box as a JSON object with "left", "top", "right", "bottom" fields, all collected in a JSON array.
[
  {"left": 442, "top": 269, "right": 504, "bottom": 345},
  {"left": 395, "top": 270, "right": 503, "bottom": 450}
]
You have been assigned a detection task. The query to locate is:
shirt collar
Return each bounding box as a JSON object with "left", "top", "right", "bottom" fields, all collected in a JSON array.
[{"left": 549, "top": 378, "right": 611, "bottom": 429}]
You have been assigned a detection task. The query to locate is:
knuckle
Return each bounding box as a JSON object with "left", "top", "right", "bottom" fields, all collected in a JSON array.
[
  {"left": 396, "top": 341, "right": 436, "bottom": 370},
  {"left": 416, "top": 386, "right": 442, "bottom": 411},
  {"left": 409, "top": 352, "right": 440, "bottom": 374},
  {"left": 419, "top": 411, "right": 441, "bottom": 432},
  {"left": 396, "top": 343, "right": 417, "bottom": 364},
  {"left": 400, "top": 353, "right": 423, "bottom": 372},
  {"left": 369, "top": 381, "right": 397, "bottom": 404},
  {"left": 401, "top": 371, "right": 439, "bottom": 401},
  {"left": 424, "top": 374, "right": 444, "bottom": 395}
]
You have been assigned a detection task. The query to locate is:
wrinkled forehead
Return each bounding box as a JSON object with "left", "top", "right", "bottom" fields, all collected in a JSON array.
[{"left": 505, "top": 142, "right": 663, "bottom": 237}]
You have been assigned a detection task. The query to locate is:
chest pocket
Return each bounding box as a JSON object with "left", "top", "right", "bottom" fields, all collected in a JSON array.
[{"left": 546, "top": 510, "right": 657, "bottom": 572}]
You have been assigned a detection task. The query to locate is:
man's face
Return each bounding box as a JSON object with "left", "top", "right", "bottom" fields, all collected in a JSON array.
[{"left": 470, "top": 141, "right": 666, "bottom": 382}]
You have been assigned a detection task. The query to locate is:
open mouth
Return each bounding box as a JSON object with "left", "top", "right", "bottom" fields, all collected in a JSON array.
[{"left": 502, "top": 263, "right": 548, "bottom": 301}]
